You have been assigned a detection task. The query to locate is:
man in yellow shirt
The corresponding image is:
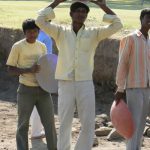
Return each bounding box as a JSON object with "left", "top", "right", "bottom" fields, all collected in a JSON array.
[
  {"left": 36, "top": 0, "right": 123, "bottom": 149},
  {"left": 6, "top": 19, "right": 57, "bottom": 150}
]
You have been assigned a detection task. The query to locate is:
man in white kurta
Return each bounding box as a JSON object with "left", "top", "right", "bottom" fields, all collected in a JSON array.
[{"left": 36, "top": 0, "right": 123, "bottom": 149}]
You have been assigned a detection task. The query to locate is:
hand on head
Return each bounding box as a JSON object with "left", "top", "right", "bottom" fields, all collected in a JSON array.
[{"left": 90, "top": 0, "right": 106, "bottom": 6}]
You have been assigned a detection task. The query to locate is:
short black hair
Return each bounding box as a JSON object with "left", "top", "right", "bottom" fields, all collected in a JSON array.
[
  {"left": 140, "top": 8, "right": 150, "bottom": 21},
  {"left": 70, "top": 2, "right": 90, "bottom": 13},
  {"left": 22, "top": 18, "right": 39, "bottom": 33}
]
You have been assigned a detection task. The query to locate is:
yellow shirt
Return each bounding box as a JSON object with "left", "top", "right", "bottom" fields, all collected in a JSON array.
[
  {"left": 36, "top": 7, "right": 123, "bottom": 81},
  {"left": 6, "top": 39, "right": 47, "bottom": 86}
]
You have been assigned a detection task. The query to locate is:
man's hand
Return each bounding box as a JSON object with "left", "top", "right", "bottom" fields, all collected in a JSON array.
[
  {"left": 49, "top": 0, "right": 67, "bottom": 9},
  {"left": 90, "top": 0, "right": 106, "bottom": 7},
  {"left": 115, "top": 91, "right": 125, "bottom": 105},
  {"left": 29, "top": 64, "right": 40, "bottom": 73},
  {"left": 7, "top": 65, "right": 40, "bottom": 76},
  {"left": 90, "top": 0, "right": 115, "bottom": 15},
  {"left": 54, "top": 0, "right": 66, "bottom": 4}
]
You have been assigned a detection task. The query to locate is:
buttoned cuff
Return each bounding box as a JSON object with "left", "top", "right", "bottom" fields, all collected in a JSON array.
[{"left": 38, "top": 7, "right": 55, "bottom": 20}]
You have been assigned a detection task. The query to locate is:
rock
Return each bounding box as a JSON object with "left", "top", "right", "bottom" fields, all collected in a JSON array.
[
  {"left": 145, "top": 127, "right": 150, "bottom": 137},
  {"left": 93, "top": 135, "right": 99, "bottom": 147},
  {"left": 95, "top": 115, "right": 108, "bottom": 128},
  {"left": 107, "top": 128, "right": 124, "bottom": 141},
  {"left": 95, "top": 114, "right": 110, "bottom": 127},
  {"left": 72, "top": 127, "right": 78, "bottom": 133},
  {"left": 107, "top": 121, "right": 113, "bottom": 128},
  {"left": 146, "top": 117, "right": 150, "bottom": 126},
  {"left": 143, "top": 126, "right": 149, "bottom": 136},
  {"left": 93, "top": 38, "right": 120, "bottom": 84},
  {"left": 99, "top": 114, "right": 109, "bottom": 122},
  {"left": 95, "top": 118, "right": 106, "bottom": 127},
  {"left": 95, "top": 127, "right": 112, "bottom": 136},
  {"left": 95, "top": 122, "right": 100, "bottom": 129}
]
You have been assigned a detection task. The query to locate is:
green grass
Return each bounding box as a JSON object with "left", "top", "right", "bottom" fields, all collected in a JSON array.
[{"left": 0, "top": 0, "right": 149, "bottom": 29}]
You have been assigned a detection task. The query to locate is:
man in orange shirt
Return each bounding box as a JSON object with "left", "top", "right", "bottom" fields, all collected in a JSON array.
[{"left": 115, "top": 8, "right": 150, "bottom": 150}]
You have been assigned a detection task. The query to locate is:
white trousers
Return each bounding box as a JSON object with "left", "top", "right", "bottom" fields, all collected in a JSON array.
[
  {"left": 126, "top": 88, "right": 150, "bottom": 150},
  {"left": 57, "top": 80, "right": 95, "bottom": 150},
  {"left": 30, "top": 107, "right": 44, "bottom": 137}
]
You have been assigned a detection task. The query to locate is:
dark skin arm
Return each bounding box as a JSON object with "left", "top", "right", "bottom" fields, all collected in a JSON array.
[
  {"left": 7, "top": 64, "right": 40, "bottom": 76},
  {"left": 47, "top": 0, "right": 66, "bottom": 9},
  {"left": 90, "top": 0, "right": 116, "bottom": 15},
  {"left": 114, "top": 91, "right": 126, "bottom": 104},
  {"left": 49, "top": 0, "right": 115, "bottom": 14}
]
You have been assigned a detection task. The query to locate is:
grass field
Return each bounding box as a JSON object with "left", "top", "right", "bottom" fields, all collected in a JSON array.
[{"left": 0, "top": 0, "right": 149, "bottom": 29}]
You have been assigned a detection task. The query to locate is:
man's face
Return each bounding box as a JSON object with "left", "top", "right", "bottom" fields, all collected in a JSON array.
[
  {"left": 141, "top": 14, "right": 150, "bottom": 30},
  {"left": 70, "top": 7, "right": 88, "bottom": 24},
  {"left": 24, "top": 28, "right": 39, "bottom": 43}
]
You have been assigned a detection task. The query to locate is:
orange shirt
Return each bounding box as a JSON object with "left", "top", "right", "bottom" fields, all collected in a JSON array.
[{"left": 116, "top": 30, "right": 150, "bottom": 92}]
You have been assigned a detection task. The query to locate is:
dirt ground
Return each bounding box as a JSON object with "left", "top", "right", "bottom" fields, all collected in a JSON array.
[{"left": 1, "top": 100, "right": 150, "bottom": 150}]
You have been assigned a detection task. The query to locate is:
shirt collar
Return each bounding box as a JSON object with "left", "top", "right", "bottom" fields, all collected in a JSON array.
[
  {"left": 135, "top": 30, "right": 149, "bottom": 41},
  {"left": 71, "top": 24, "right": 85, "bottom": 32},
  {"left": 71, "top": 24, "right": 85, "bottom": 38},
  {"left": 136, "top": 30, "right": 142, "bottom": 37}
]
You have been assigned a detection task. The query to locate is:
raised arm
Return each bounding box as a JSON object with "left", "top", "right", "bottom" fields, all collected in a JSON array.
[
  {"left": 35, "top": 0, "right": 66, "bottom": 41},
  {"left": 91, "top": 0, "right": 115, "bottom": 15},
  {"left": 48, "top": 0, "right": 66, "bottom": 9},
  {"left": 91, "top": 0, "right": 123, "bottom": 41}
]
